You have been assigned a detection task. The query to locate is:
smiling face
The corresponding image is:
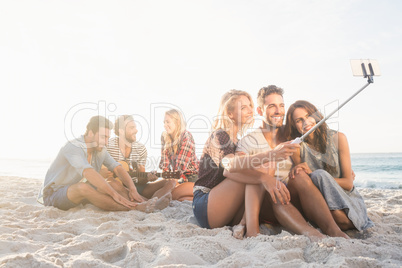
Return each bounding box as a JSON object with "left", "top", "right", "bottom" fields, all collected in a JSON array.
[
  {"left": 292, "top": 107, "right": 317, "bottom": 135},
  {"left": 88, "top": 127, "right": 111, "bottom": 152},
  {"left": 164, "top": 114, "right": 177, "bottom": 135},
  {"left": 228, "top": 95, "right": 254, "bottom": 127},
  {"left": 259, "top": 93, "right": 285, "bottom": 128},
  {"left": 123, "top": 120, "right": 138, "bottom": 143}
]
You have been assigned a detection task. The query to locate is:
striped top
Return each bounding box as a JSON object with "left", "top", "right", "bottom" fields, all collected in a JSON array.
[{"left": 107, "top": 137, "right": 147, "bottom": 167}]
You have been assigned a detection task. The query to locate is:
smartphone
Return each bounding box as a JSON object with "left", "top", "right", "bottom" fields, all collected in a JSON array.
[{"left": 350, "top": 59, "right": 381, "bottom": 77}]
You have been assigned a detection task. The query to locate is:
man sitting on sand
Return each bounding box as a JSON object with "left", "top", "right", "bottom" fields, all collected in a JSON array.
[
  {"left": 37, "top": 115, "right": 170, "bottom": 212},
  {"left": 102, "top": 115, "right": 176, "bottom": 200}
]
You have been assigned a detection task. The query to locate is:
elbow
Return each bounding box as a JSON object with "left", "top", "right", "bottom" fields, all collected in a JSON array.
[
  {"left": 223, "top": 168, "right": 236, "bottom": 179},
  {"left": 114, "top": 166, "right": 124, "bottom": 176},
  {"left": 82, "top": 167, "right": 94, "bottom": 177},
  {"left": 346, "top": 181, "right": 354, "bottom": 191},
  {"left": 342, "top": 178, "right": 354, "bottom": 191}
]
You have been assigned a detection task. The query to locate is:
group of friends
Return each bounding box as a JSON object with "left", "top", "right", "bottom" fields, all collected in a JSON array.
[{"left": 37, "top": 85, "right": 374, "bottom": 240}]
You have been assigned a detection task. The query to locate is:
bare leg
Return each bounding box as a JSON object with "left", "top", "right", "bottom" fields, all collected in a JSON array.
[
  {"left": 142, "top": 179, "right": 176, "bottom": 199},
  {"left": 260, "top": 193, "right": 326, "bottom": 241},
  {"left": 172, "top": 182, "right": 194, "bottom": 201},
  {"left": 154, "top": 193, "right": 172, "bottom": 210},
  {"left": 110, "top": 179, "right": 171, "bottom": 211},
  {"left": 287, "top": 171, "right": 349, "bottom": 239},
  {"left": 207, "top": 179, "right": 246, "bottom": 228},
  {"left": 135, "top": 197, "right": 157, "bottom": 212},
  {"left": 244, "top": 184, "right": 266, "bottom": 237},
  {"left": 67, "top": 182, "right": 156, "bottom": 212},
  {"left": 176, "top": 196, "right": 194, "bottom": 201},
  {"left": 331, "top": 210, "right": 355, "bottom": 231},
  {"left": 106, "top": 178, "right": 130, "bottom": 200}
]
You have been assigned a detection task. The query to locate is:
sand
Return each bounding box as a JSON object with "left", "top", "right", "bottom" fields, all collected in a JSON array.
[{"left": 0, "top": 176, "right": 401, "bottom": 267}]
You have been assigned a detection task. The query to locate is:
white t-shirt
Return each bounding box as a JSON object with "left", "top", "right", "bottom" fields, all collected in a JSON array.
[{"left": 236, "top": 128, "right": 293, "bottom": 183}]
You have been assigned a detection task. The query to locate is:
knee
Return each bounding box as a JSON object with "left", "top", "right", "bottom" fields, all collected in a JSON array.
[
  {"left": 76, "top": 182, "right": 95, "bottom": 195},
  {"left": 332, "top": 210, "right": 354, "bottom": 230},
  {"left": 167, "top": 179, "right": 177, "bottom": 188},
  {"left": 289, "top": 170, "right": 313, "bottom": 187},
  {"left": 107, "top": 179, "right": 123, "bottom": 191}
]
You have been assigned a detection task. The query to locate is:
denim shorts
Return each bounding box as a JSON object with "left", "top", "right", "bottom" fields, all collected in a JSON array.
[
  {"left": 44, "top": 185, "right": 79, "bottom": 211},
  {"left": 192, "top": 190, "right": 211, "bottom": 229}
]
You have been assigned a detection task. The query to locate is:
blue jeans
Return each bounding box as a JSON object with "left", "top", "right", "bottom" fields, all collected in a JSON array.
[{"left": 192, "top": 190, "right": 211, "bottom": 229}]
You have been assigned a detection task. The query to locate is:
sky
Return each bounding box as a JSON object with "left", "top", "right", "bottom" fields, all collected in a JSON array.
[{"left": 1, "top": 0, "right": 401, "bottom": 167}]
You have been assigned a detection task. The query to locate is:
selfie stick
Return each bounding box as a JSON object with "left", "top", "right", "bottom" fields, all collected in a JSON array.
[{"left": 291, "top": 62, "right": 376, "bottom": 144}]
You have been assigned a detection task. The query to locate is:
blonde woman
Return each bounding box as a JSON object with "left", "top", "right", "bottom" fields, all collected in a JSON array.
[
  {"left": 159, "top": 109, "right": 199, "bottom": 201},
  {"left": 192, "top": 90, "right": 304, "bottom": 232}
]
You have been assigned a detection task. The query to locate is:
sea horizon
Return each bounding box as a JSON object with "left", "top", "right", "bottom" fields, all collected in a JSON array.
[{"left": 1, "top": 152, "right": 401, "bottom": 189}]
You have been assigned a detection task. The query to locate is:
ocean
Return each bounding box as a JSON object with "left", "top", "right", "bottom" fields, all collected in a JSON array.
[
  {"left": 351, "top": 153, "right": 402, "bottom": 189},
  {"left": 0, "top": 153, "right": 401, "bottom": 189}
]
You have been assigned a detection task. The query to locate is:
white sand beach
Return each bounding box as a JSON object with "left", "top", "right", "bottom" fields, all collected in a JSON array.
[{"left": 0, "top": 176, "right": 401, "bottom": 267}]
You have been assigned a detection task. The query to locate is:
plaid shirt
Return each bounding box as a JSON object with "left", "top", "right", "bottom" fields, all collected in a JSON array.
[{"left": 159, "top": 130, "right": 199, "bottom": 181}]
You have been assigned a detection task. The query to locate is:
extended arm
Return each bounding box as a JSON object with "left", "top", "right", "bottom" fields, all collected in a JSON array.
[
  {"left": 82, "top": 168, "right": 137, "bottom": 208},
  {"left": 114, "top": 165, "right": 144, "bottom": 202},
  {"left": 223, "top": 153, "right": 290, "bottom": 204},
  {"left": 223, "top": 142, "right": 299, "bottom": 173}
]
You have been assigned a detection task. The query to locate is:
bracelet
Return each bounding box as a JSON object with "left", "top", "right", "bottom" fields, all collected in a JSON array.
[{"left": 133, "top": 177, "right": 138, "bottom": 184}]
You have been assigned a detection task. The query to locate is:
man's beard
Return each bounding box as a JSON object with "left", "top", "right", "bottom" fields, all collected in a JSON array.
[
  {"left": 264, "top": 118, "right": 283, "bottom": 129},
  {"left": 125, "top": 133, "right": 135, "bottom": 143}
]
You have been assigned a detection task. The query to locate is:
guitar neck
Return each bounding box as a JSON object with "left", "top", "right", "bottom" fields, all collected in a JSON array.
[
  {"left": 129, "top": 171, "right": 162, "bottom": 179},
  {"left": 129, "top": 171, "right": 181, "bottom": 179}
]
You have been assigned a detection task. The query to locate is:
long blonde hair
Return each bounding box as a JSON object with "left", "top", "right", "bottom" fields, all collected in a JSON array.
[
  {"left": 212, "top": 89, "right": 254, "bottom": 138},
  {"left": 162, "top": 109, "right": 186, "bottom": 154}
]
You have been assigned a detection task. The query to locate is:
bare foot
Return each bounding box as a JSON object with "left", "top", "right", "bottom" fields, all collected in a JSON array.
[
  {"left": 233, "top": 223, "right": 246, "bottom": 239},
  {"left": 327, "top": 228, "right": 350, "bottom": 239},
  {"left": 245, "top": 229, "right": 260, "bottom": 238},
  {"left": 302, "top": 229, "right": 327, "bottom": 242},
  {"left": 155, "top": 193, "right": 172, "bottom": 211},
  {"left": 135, "top": 197, "right": 157, "bottom": 213}
]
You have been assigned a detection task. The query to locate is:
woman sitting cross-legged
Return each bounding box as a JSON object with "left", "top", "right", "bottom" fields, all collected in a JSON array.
[{"left": 159, "top": 109, "right": 199, "bottom": 201}]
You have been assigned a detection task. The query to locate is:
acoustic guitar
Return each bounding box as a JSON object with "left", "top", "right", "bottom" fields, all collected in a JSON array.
[{"left": 117, "top": 161, "right": 181, "bottom": 184}]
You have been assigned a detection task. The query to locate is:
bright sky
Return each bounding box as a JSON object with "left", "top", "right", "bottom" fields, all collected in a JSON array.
[{"left": 1, "top": 0, "right": 401, "bottom": 167}]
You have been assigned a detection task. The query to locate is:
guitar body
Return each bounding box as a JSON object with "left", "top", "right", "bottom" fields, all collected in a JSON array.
[{"left": 117, "top": 160, "right": 181, "bottom": 180}]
